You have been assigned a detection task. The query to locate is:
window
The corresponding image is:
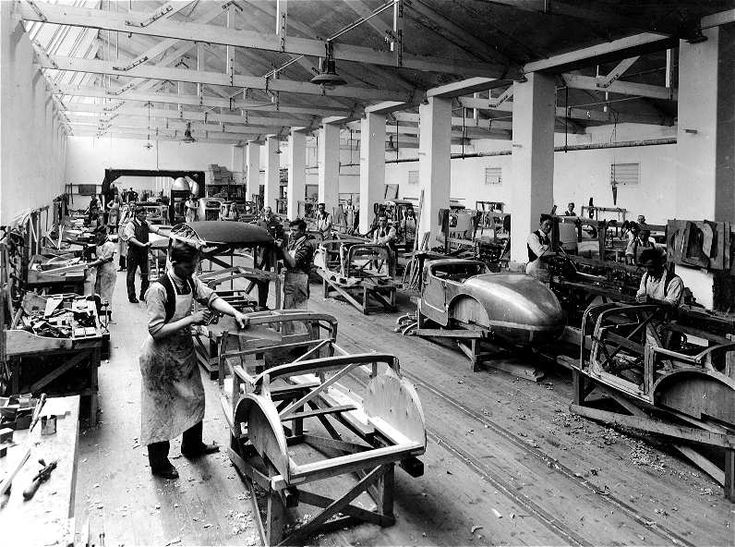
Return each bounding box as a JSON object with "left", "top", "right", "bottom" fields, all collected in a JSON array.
[
  {"left": 610, "top": 162, "right": 640, "bottom": 186},
  {"left": 485, "top": 167, "right": 502, "bottom": 185},
  {"left": 408, "top": 170, "right": 419, "bottom": 185}
]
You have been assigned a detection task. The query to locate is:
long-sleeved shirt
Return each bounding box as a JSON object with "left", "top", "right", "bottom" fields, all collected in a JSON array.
[
  {"left": 285, "top": 235, "right": 313, "bottom": 274},
  {"left": 636, "top": 270, "right": 684, "bottom": 307},
  {"left": 146, "top": 271, "right": 219, "bottom": 336}
]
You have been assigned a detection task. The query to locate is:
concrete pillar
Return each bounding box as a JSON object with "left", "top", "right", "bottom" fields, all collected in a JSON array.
[
  {"left": 676, "top": 26, "right": 735, "bottom": 222},
  {"left": 318, "top": 123, "right": 340, "bottom": 213},
  {"left": 245, "top": 140, "right": 260, "bottom": 202},
  {"left": 674, "top": 25, "right": 735, "bottom": 309},
  {"left": 510, "top": 73, "right": 556, "bottom": 264},
  {"left": 359, "top": 113, "right": 386, "bottom": 233},
  {"left": 231, "top": 144, "right": 244, "bottom": 185},
  {"left": 287, "top": 129, "right": 306, "bottom": 220},
  {"left": 264, "top": 136, "right": 280, "bottom": 210},
  {"left": 418, "top": 97, "right": 452, "bottom": 242}
]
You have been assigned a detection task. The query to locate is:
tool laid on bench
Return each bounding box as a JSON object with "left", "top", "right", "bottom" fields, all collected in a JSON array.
[{"left": 23, "top": 458, "right": 57, "bottom": 501}]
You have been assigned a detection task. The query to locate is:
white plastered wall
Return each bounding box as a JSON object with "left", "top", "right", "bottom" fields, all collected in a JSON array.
[{"left": 1, "top": 3, "right": 67, "bottom": 225}]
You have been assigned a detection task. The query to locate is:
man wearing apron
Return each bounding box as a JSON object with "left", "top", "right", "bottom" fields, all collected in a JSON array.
[
  {"left": 140, "top": 242, "right": 248, "bottom": 479},
  {"left": 281, "top": 218, "right": 313, "bottom": 309}
]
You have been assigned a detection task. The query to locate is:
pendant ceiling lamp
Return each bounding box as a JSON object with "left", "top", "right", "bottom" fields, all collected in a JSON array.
[
  {"left": 310, "top": 41, "right": 346, "bottom": 88},
  {"left": 182, "top": 121, "right": 196, "bottom": 143}
]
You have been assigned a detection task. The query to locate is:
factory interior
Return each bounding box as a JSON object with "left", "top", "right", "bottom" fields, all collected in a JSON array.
[{"left": 1, "top": 0, "right": 735, "bottom": 545}]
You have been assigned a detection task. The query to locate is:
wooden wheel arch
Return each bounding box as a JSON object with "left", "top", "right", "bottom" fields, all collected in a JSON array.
[
  {"left": 234, "top": 394, "right": 291, "bottom": 482},
  {"left": 653, "top": 368, "right": 735, "bottom": 428}
]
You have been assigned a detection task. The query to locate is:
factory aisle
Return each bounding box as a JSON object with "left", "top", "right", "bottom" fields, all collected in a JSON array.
[
  {"left": 73, "top": 270, "right": 733, "bottom": 546},
  {"left": 73, "top": 272, "right": 259, "bottom": 546}
]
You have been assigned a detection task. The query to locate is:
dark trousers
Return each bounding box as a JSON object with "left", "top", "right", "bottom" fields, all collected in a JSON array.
[
  {"left": 119, "top": 254, "right": 126, "bottom": 269},
  {"left": 127, "top": 249, "right": 149, "bottom": 299},
  {"left": 148, "top": 421, "right": 203, "bottom": 469},
  {"left": 256, "top": 280, "right": 270, "bottom": 308}
]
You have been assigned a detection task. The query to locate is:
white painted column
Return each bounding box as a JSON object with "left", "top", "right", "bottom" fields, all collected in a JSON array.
[
  {"left": 359, "top": 113, "right": 386, "bottom": 233},
  {"left": 245, "top": 140, "right": 260, "bottom": 202},
  {"left": 510, "top": 73, "right": 556, "bottom": 265},
  {"left": 674, "top": 26, "right": 735, "bottom": 309},
  {"left": 418, "top": 97, "right": 452, "bottom": 242},
  {"left": 264, "top": 136, "right": 280, "bottom": 210},
  {"left": 318, "top": 123, "right": 340, "bottom": 212},
  {"left": 287, "top": 129, "right": 306, "bottom": 220},
  {"left": 231, "top": 144, "right": 244, "bottom": 185},
  {"left": 676, "top": 26, "right": 735, "bottom": 222}
]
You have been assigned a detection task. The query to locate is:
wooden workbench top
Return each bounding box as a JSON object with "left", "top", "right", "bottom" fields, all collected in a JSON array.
[{"left": 0, "top": 396, "right": 80, "bottom": 546}]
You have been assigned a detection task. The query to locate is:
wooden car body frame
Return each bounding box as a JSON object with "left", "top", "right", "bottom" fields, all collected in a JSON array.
[
  {"left": 573, "top": 302, "right": 735, "bottom": 500},
  {"left": 578, "top": 302, "right": 735, "bottom": 427},
  {"left": 215, "top": 311, "right": 427, "bottom": 545},
  {"left": 314, "top": 240, "right": 397, "bottom": 314}
]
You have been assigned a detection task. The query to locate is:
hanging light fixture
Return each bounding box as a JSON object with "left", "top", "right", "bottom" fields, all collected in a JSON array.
[
  {"left": 182, "top": 121, "right": 196, "bottom": 143},
  {"left": 310, "top": 41, "right": 346, "bottom": 88},
  {"left": 144, "top": 101, "right": 153, "bottom": 149}
]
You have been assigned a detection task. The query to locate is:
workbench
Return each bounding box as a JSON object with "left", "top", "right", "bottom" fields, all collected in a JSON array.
[
  {"left": 26, "top": 255, "right": 86, "bottom": 295},
  {"left": 4, "top": 296, "right": 102, "bottom": 425},
  {"left": 0, "top": 396, "right": 80, "bottom": 545}
]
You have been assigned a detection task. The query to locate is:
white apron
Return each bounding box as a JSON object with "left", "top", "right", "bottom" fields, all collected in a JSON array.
[
  {"left": 95, "top": 242, "right": 117, "bottom": 303},
  {"left": 139, "top": 278, "right": 205, "bottom": 444},
  {"left": 284, "top": 272, "right": 309, "bottom": 309}
]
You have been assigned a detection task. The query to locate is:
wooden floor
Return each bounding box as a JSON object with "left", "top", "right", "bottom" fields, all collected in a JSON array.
[{"left": 75, "top": 270, "right": 733, "bottom": 546}]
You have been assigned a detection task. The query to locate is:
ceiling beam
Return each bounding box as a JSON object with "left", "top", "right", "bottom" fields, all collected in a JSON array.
[
  {"left": 111, "top": 2, "right": 227, "bottom": 72},
  {"left": 18, "top": 1, "right": 506, "bottom": 77},
  {"left": 69, "top": 118, "right": 274, "bottom": 137},
  {"left": 66, "top": 104, "right": 313, "bottom": 128},
  {"left": 457, "top": 96, "right": 668, "bottom": 125},
  {"left": 701, "top": 9, "right": 735, "bottom": 28},
  {"left": 55, "top": 86, "right": 350, "bottom": 116},
  {"left": 562, "top": 74, "right": 677, "bottom": 101},
  {"left": 426, "top": 77, "right": 511, "bottom": 99},
  {"left": 69, "top": 127, "right": 257, "bottom": 144},
  {"left": 394, "top": 112, "right": 513, "bottom": 131},
  {"left": 597, "top": 57, "right": 639, "bottom": 88},
  {"left": 524, "top": 33, "right": 674, "bottom": 73},
  {"left": 40, "top": 55, "right": 411, "bottom": 102},
  {"left": 364, "top": 101, "right": 411, "bottom": 115}
]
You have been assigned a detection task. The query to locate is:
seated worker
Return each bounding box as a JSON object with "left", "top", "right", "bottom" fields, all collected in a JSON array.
[
  {"left": 635, "top": 248, "right": 684, "bottom": 308},
  {"left": 526, "top": 213, "right": 557, "bottom": 282},
  {"left": 626, "top": 227, "right": 655, "bottom": 265},
  {"left": 564, "top": 202, "right": 576, "bottom": 216},
  {"left": 315, "top": 203, "right": 332, "bottom": 239},
  {"left": 141, "top": 241, "right": 248, "bottom": 479},
  {"left": 280, "top": 218, "right": 314, "bottom": 309}
]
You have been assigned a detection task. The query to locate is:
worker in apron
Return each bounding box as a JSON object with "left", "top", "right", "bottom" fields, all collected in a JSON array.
[
  {"left": 184, "top": 194, "right": 198, "bottom": 224},
  {"left": 140, "top": 241, "right": 248, "bottom": 479},
  {"left": 525, "top": 213, "right": 557, "bottom": 282},
  {"left": 92, "top": 228, "right": 117, "bottom": 321},
  {"left": 281, "top": 218, "right": 313, "bottom": 309},
  {"left": 117, "top": 203, "right": 132, "bottom": 271}
]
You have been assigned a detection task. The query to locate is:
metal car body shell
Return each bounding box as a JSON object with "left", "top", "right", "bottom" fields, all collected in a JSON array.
[{"left": 419, "top": 258, "right": 565, "bottom": 347}]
